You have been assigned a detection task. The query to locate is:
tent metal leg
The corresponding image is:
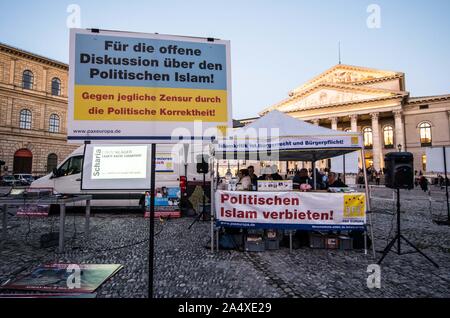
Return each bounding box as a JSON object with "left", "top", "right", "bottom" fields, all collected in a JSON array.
[
  {"left": 289, "top": 231, "right": 293, "bottom": 253},
  {"left": 361, "top": 147, "right": 376, "bottom": 258},
  {"left": 211, "top": 216, "right": 214, "bottom": 253},
  {"left": 364, "top": 228, "right": 368, "bottom": 255}
]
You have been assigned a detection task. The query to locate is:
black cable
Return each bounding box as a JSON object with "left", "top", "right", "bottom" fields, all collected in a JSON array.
[{"left": 63, "top": 215, "right": 166, "bottom": 255}]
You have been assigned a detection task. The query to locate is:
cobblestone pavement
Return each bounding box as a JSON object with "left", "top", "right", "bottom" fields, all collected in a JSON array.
[{"left": 1, "top": 186, "right": 450, "bottom": 298}]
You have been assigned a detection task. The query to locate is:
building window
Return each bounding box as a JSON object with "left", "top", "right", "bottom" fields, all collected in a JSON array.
[
  {"left": 49, "top": 114, "right": 60, "bottom": 133},
  {"left": 419, "top": 122, "right": 432, "bottom": 146},
  {"left": 422, "top": 154, "right": 427, "bottom": 172},
  {"left": 383, "top": 125, "right": 394, "bottom": 148},
  {"left": 47, "top": 153, "right": 58, "bottom": 173},
  {"left": 19, "top": 109, "right": 32, "bottom": 129},
  {"left": 22, "top": 70, "right": 34, "bottom": 89},
  {"left": 51, "top": 77, "right": 61, "bottom": 96},
  {"left": 363, "top": 127, "right": 373, "bottom": 148}
]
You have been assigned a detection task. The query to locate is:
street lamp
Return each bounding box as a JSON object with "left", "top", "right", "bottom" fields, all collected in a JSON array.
[{"left": 397, "top": 144, "right": 402, "bottom": 152}]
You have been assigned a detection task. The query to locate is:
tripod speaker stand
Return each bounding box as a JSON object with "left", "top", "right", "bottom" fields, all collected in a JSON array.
[
  {"left": 378, "top": 151, "right": 439, "bottom": 268},
  {"left": 377, "top": 188, "right": 438, "bottom": 267},
  {"left": 188, "top": 155, "right": 210, "bottom": 229}
]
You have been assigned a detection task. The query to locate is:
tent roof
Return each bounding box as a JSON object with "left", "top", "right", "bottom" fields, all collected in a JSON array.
[
  {"left": 233, "top": 110, "right": 352, "bottom": 137},
  {"left": 215, "top": 110, "right": 362, "bottom": 161}
]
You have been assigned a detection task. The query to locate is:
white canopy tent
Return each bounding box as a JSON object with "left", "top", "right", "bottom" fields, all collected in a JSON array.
[
  {"left": 215, "top": 110, "right": 364, "bottom": 161},
  {"left": 211, "top": 110, "right": 375, "bottom": 256}
]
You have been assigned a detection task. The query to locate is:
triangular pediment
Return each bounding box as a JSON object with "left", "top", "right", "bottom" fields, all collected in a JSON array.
[
  {"left": 274, "top": 83, "right": 402, "bottom": 113},
  {"left": 290, "top": 64, "right": 402, "bottom": 95}
]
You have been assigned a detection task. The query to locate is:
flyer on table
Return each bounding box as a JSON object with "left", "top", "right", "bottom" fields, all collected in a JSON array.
[{"left": 68, "top": 29, "right": 232, "bottom": 143}]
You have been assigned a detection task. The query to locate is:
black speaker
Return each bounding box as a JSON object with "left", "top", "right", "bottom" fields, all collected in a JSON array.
[
  {"left": 384, "top": 152, "right": 414, "bottom": 189},
  {"left": 196, "top": 154, "right": 209, "bottom": 173}
]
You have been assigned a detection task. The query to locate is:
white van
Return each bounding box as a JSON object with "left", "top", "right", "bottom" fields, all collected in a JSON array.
[{"left": 30, "top": 143, "right": 212, "bottom": 210}]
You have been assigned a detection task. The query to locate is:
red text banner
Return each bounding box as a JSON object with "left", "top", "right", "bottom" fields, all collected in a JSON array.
[{"left": 215, "top": 190, "right": 366, "bottom": 230}]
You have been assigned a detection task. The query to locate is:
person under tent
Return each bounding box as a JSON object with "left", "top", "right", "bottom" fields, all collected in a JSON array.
[{"left": 327, "top": 172, "right": 348, "bottom": 188}]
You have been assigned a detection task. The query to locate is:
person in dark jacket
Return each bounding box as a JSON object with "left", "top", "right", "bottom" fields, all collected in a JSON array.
[
  {"left": 419, "top": 176, "right": 429, "bottom": 192},
  {"left": 293, "top": 168, "right": 311, "bottom": 188},
  {"left": 310, "top": 168, "right": 326, "bottom": 189},
  {"left": 270, "top": 165, "right": 283, "bottom": 180},
  {"left": 327, "top": 172, "right": 348, "bottom": 188}
]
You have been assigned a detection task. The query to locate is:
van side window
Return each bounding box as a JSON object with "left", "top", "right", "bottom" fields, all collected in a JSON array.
[{"left": 57, "top": 155, "right": 83, "bottom": 177}]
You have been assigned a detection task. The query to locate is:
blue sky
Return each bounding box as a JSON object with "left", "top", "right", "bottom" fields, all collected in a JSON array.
[{"left": 1, "top": 0, "right": 449, "bottom": 119}]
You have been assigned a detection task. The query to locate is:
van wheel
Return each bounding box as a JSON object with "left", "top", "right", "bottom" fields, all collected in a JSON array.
[{"left": 49, "top": 204, "right": 60, "bottom": 214}]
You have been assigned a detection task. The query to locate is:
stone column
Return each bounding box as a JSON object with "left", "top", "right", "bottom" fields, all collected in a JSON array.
[
  {"left": 350, "top": 114, "right": 358, "bottom": 132},
  {"left": 371, "top": 112, "right": 381, "bottom": 171},
  {"left": 393, "top": 110, "right": 406, "bottom": 151},
  {"left": 330, "top": 117, "right": 338, "bottom": 130},
  {"left": 312, "top": 119, "right": 319, "bottom": 126}
]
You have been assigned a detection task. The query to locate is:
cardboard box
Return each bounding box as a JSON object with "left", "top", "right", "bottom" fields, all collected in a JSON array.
[{"left": 325, "top": 237, "right": 339, "bottom": 249}]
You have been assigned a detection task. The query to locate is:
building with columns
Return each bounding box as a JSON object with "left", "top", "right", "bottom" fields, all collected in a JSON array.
[
  {"left": 0, "top": 42, "right": 79, "bottom": 176},
  {"left": 238, "top": 64, "right": 450, "bottom": 173}
]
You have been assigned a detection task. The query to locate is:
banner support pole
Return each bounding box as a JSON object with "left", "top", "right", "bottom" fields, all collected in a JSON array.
[
  {"left": 148, "top": 143, "right": 156, "bottom": 298},
  {"left": 435, "top": 146, "right": 450, "bottom": 225},
  {"left": 443, "top": 146, "right": 450, "bottom": 221},
  {"left": 210, "top": 145, "right": 215, "bottom": 253}
]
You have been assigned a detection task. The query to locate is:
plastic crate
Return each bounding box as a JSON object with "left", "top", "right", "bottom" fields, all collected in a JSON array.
[
  {"left": 339, "top": 236, "right": 353, "bottom": 250},
  {"left": 245, "top": 237, "right": 265, "bottom": 252},
  {"left": 309, "top": 232, "right": 325, "bottom": 249},
  {"left": 265, "top": 239, "right": 280, "bottom": 250}
]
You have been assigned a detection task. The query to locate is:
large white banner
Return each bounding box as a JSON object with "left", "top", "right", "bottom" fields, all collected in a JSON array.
[
  {"left": 426, "top": 147, "right": 450, "bottom": 173},
  {"left": 215, "top": 135, "right": 363, "bottom": 153},
  {"left": 330, "top": 151, "right": 360, "bottom": 174},
  {"left": 215, "top": 190, "right": 366, "bottom": 230},
  {"left": 68, "top": 29, "right": 232, "bottom": 143}
]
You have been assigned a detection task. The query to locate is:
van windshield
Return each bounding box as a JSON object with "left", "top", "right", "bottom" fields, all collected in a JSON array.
[{"left": 57, "top": 155, "right": 83, "bottom": 176}]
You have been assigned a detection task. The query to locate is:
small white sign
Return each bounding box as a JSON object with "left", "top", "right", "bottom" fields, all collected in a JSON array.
[
  {"left": 257, "top": 180, "right": 293, "bottom": 191},
  {"left": 91, "top": 146, "right": 147, "bottom": 179}
]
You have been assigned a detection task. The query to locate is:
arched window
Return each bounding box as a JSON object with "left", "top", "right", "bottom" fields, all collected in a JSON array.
[
  {"left": 363, "top": 127, "right": 373, "bottom": 148},
  {"left": 419, "top": 122, "right": 432, "bottom": 146},
  {"left": 49, "top": 114, "right": 60, "bottom": 133},
  {"left": 383, "top": 125, "right": 394, "bottom": 148},
  {"left": 47, "top": 153, "right": 58, "bottom": 173},
  {"left": 51, "top": 77, "right": 61, "bottom": 96},
  {"left": 19, "top": 109, "right": 32, "bottom": 129},
  {"left": 22, "top": 70, "right": 34, "bottom": 89}
]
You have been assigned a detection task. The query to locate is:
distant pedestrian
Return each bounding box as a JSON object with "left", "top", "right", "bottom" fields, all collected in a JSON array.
[{"left": 419, "top": 176, "right": 429, "bottom": 193}]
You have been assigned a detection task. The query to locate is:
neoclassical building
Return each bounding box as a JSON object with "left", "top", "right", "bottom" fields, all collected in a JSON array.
[
  {"left": 0, "top": 42, "right": 79, "bottom": 176},
  {"left": 237, "top": 64, "right": 450, "bottom": 173}
]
